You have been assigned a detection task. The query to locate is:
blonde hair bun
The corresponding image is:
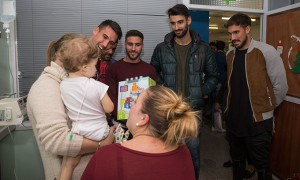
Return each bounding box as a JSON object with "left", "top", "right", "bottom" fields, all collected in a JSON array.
[{"left": 141, "top": 86, "right": 199, "bottom": 147}]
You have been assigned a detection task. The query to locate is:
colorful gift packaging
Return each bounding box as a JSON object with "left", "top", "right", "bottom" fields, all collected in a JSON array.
[
  {"left": 114, "top": 124, "right": 130, "bottom": 143},
  {"left": 117, "top": 76, "right": 156, "bottom": 120}
]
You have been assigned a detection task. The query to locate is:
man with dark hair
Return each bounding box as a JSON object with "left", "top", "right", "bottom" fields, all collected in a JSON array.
[
  {"left": 90, "top": 19, "right": 122, "bottom": 51},
  {"left": 215, "top": 40, "right": 226, "bottom": 84},
  {"left": 211, "top": 40, "right": 227, "bottom": 133},
  {"left": 151, "top": 4, "right": 218, "bottom": 179},
  {"left": 225, "top": 13, "right": 288, "bottom": 180},
  {"left": 216, "top": 40, "right": 225, "bottom": 50},
  {"left": 95, "top": 43, "right": 118, "bottom": 83},
  {"left": 209, "top": 41, "right": 217, "bottom": 53},
  {"left": 89, "top": 19, "right": 122, "bottom": 83},
  {"left": 106, "top": 30, "right": 157, "bottom": 127}
]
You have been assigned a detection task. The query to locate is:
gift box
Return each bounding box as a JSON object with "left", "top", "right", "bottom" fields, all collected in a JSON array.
[
  {"left": 117, "top": 76, "right": 156, "bottom": 120},
  {"left": 114, "top": 124, "right": 130, "bottom": 144}
]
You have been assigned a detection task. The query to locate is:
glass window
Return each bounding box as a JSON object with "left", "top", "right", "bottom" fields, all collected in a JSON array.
[{"left": 190, "top": 0, "right": 263, "bottom": 10}]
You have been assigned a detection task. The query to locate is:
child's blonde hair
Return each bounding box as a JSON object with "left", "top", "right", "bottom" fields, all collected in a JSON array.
[
  {"left": 59, "top": 36, "right": 99, "bottom": 72},
  {"left": 46, "top": 33, "right": 81, "bottom": 66}
]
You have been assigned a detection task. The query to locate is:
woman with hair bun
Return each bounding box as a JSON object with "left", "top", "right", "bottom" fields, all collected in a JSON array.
[{"left": 82, "top": 85, "right": 199, "bottom": 180}]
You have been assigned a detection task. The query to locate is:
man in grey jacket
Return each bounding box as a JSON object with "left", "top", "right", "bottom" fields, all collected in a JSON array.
[
  {"left": 150, "top": 4, "right": 218, "bottom": 179},
  {"left": 225, "top": 13, "right": 288, "bottom": 180}
]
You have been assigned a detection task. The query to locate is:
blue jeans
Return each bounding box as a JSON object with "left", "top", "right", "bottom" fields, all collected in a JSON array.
[{"left": 186, "top": 117, "right": 202, "bottom": 180}]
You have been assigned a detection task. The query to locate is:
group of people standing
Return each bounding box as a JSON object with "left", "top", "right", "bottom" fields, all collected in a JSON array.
[{"left": 26, "top": 3, "right": 288, "bottom": 180}]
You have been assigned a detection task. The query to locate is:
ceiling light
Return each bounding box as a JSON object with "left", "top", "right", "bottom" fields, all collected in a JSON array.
[
  {"left": 209, "top": 27, "right": 218, "bottom": 29},
  {"left": 222, "top": 17, "right": 256, "bottom": 21}
]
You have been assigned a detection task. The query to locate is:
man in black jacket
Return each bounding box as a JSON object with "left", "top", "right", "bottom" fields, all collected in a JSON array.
[{"left": 150, "top": 4, "right": 218, "bottom": 179}]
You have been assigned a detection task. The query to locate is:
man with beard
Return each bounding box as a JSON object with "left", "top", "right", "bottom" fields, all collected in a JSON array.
[
  {"left": 225, "top": 13, "right": 288, "bottom": 180},
  {"left": 150, "top": 4, "right": 218, "bottom": 179},
  {"left": 106, "top": 30, "right": 157, "bottom": 127},
  {"left": 89, "top": 19, "right": 122, "bottom": 55},
  {"left": 89, "top": 20, "right": 122, "bottom": 84},
  {"left": 95, "top": 43, "right": 118, "bottom": 83}
]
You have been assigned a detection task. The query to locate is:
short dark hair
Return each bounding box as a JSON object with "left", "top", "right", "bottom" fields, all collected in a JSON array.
[
  {"left": 167, "top": 4, "right": 189, "bottom": 19},
  {"left": 125, "top": 30, "right": 144, "bottom": 42},
  {"left": 209, "top": 41, "right": 217, "bottom": 47},
  {"left": 216, "top": 40, "right": 225, "bottom": 50},
  {"left": 98, "top": 20, "right": 122, "bottom": 42},
  {"left": 224, "top": 13, "right": 251, "bottom": 28}
]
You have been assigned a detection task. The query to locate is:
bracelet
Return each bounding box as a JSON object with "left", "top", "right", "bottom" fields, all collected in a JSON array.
[{"left": 96, "top": 141, "right": 101, "bottom": 150}]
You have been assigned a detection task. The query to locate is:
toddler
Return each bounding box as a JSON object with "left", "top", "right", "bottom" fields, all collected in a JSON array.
[{"left": 59, "top": 36, "right": 114, "bottom": 179}]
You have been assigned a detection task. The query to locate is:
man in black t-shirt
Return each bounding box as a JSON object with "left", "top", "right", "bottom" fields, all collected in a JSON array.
[{"left": 225, "top": 13, "right": 288, "bottom": 180}]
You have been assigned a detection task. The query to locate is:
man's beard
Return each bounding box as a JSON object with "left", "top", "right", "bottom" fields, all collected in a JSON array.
[
  {"left": 126, "top": 50, "right": 141, "bottom": 61},
  {"left": 174, "top": 24, "right": 189, "bottom": 38},
  {"left": 232, "top": 35, "right": 248, "bottom": 50}
]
